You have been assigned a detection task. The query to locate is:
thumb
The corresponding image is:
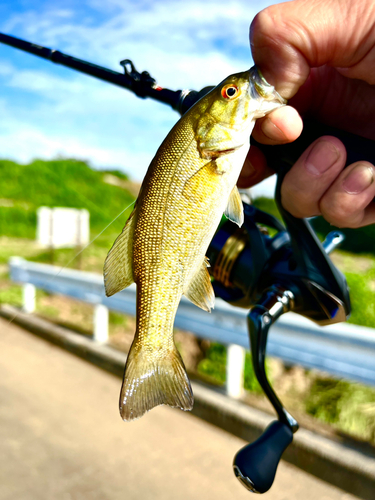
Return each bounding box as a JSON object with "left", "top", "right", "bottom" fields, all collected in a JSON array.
[{"left": 250, "top": 0, "right": 375, "bottom": 98}]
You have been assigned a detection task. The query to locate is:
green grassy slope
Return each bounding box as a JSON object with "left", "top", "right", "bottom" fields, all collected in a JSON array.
[{"left": 0, "top": 158, "right": 135, "bottom": 241}]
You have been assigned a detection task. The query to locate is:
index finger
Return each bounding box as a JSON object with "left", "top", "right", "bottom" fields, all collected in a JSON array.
[{"left": 252, "top": 105, "right": 303, "bottom": 145}]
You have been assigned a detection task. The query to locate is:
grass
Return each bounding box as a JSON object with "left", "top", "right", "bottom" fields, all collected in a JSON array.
[
  {"left": 0, "top": 236, "right": 46, "bottom": 264},
  {"left": 197, "top": 343, "right": 269, "bottom": 394},
  {"left": 346, "top": 271, "right": 375, "bottom": 327},
  {"left": 304, "top": 376, "right": 375, "bottom": 443},
  {"left": 0, "top": 158, "right": 135, "bottom": 239},
  {"left": 0, "top": 282, "right": 22, "bottom": 307},
  {"left": 198, "top": 343, "right": 227, "bottom": 384},
  {"left": 330, "top": 250, "right": 375, "bottom": 328}
]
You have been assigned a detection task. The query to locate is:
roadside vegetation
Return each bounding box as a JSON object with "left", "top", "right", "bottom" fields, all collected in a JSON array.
[
  {"left": 198, "top": 343, "right": 375, "bottom": 445},
  {"left": 1, "top": 158, "right": 375, "bottom": 446}
]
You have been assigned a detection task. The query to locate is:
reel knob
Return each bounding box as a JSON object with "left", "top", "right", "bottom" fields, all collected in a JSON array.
[{"left": 233, "top": 420, "right": 293, "bottom": 493}]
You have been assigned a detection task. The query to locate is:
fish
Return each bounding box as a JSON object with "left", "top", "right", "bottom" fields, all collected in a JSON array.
[{"left": 104, "top": 66, "right": 286, "bottom": 421}]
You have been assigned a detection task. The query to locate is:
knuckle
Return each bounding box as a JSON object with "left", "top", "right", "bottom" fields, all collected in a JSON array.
[
  {"left": 251, "top": 6, "right": 283, "bottom": 47},
  {"left": 281, "top": 190, "right": 315, "bottom": 218},
  {"left": 281, "top": 180, "right": 320, "bottom": 218}
]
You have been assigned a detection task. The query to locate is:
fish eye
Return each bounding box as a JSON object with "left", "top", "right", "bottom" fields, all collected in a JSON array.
[{"left": 221, "top": 84, "right": 239, "bottom": 100}]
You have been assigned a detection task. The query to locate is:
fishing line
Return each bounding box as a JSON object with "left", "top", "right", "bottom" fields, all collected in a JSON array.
[{"left": 5, "top": 200, "right": 135, "bottom": 326}]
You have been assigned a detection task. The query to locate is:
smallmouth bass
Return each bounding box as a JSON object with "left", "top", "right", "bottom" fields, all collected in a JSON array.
[{"left": 104, "top": 66, "right": 285, "bottom": 421}]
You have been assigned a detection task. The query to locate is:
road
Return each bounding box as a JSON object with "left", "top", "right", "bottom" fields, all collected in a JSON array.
[{"left": 0, "top": 317, "right": 359, "bottom": 500}]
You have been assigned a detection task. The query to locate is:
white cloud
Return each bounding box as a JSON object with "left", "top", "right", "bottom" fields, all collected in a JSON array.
[
  {"left": 7, "top": 69, "right": 86, "bottom": 94},
  {"left": 0, "top": 124, "right": 153, "bottom": 177}
]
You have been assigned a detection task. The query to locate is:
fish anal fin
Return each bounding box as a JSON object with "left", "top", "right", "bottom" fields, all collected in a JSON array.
[
  {"left": 225, "top": 185, "right": 244, "bottom": 227},
  {"left": 119, "top": 339, "right": 193, "bottom": 421},
  {"left": 103, "top": 207, "right": 137, "bottom": 297},
  {"left": 184, "top": 257, "right": 215, "bottom": 312}
]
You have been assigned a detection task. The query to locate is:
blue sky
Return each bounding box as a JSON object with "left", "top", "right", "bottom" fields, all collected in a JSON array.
[{"left": 0, "top": 0, "right": 281, "bottom": 196}]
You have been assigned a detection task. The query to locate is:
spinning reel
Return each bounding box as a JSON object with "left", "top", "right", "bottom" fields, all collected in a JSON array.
[{"left": 207, "top": 173, "right": 348, "bottom": 493}]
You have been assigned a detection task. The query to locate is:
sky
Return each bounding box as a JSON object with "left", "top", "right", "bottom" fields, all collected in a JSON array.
[{"left": 0, "top": 0, "right": 282, "bottom": 197}]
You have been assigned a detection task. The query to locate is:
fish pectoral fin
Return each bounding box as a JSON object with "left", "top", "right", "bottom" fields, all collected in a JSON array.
[
  {"left": 119, "top": 339, "right": 193, "bottom": 421},
  {"left": 224, "top": 185, "right": 244, "bottom": 227},
  {"left": 184, "top": 257, "right": 215, "bottom": 312},
  {"left": 103, "top": 205, "right": 137, "bottom": 297},
  {"left": 182, "top": 160, "right": 222, "bottom": 199}
]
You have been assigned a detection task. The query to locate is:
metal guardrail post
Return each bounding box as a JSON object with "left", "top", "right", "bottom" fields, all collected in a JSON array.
[
  {"left": 93, "top": 304, "right": 109, "bottom": 342},
  {"left": 22, "top": 283, "right": 36, "bottom": 313},
  {"left": 226, "top": 344, "right": 246, "bottom": 398}
]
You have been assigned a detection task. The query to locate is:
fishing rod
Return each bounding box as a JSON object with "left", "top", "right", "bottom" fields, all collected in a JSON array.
[
  {"left": 0, "top": 32, "right": 209, "bottom": 114},
  {"left": 1, "top": 32, "right": 374, "bottom": 494}
]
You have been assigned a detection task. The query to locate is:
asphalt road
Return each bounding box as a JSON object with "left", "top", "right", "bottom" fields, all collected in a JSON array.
[{"left": 0, "top": 317, "right": 360, "bottom": 500}]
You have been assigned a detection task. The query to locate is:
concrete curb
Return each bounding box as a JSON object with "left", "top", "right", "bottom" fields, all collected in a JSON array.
[{"left": 1, "top": 304, "right": 375, "bottom": 500}]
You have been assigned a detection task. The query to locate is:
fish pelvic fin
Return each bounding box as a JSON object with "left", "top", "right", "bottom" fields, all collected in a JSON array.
[
  {"left": 119, "top": 339, "right": 194, "bottom": 421},
  {"left": 103, "top": 206, "right": 137, "bottom": 297},
  {"left": 184, "top": 257, "right": 215, "bottom": 312},
  {"left": 224, "top": 185, "right": 244, "bottom": 227}
]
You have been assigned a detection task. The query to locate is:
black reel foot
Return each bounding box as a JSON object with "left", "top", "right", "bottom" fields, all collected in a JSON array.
[{"left": 233, "top": 421, "right": 293, "bottom": 493}]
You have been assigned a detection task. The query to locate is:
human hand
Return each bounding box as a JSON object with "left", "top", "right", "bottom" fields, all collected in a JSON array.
[{"left": 240, "top": 0, "right": 375, "bottom": 228}]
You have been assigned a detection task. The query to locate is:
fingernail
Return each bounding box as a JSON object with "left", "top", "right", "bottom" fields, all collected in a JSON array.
[
  {"left": 305, "top": 141, "right": 340, "bottom": 175},
  {"left": 342, "top": 164, "right": 374, "bottom": 194},
  {"left": 262, "top": 119, "right": 288, "bottom": 141}
]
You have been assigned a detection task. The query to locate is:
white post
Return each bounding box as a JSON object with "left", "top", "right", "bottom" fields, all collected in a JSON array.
[
  {"left": 226, "top": 344, "right": 246, "bottom": 399},
  {"left": 22, "top": 283, "right": 36, "bottom": 313},
  {"left": 93, "top": 304, "right": 109, "bottom": 342}
]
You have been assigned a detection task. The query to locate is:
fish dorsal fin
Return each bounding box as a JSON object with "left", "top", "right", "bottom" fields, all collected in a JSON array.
[
  {"left": 225, "top": 185, "right": 244, "bottom": 227},
  {"left": 103, "top": 207, "right": 137, "bottom": 297},
  {"left": 184, "top": 257, "right": 215, "bottom": 312}
]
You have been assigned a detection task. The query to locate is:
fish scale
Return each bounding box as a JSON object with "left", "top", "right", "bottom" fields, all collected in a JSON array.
[{"left": 103, "top": 67, "right": 286, "bottom": 421}]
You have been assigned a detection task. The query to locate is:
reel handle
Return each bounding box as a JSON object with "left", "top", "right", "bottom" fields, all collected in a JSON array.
[{"left": 233, "top": 421, "right": 293, "bottom": 493}]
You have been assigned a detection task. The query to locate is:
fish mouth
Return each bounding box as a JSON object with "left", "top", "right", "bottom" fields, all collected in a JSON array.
[{"left": 249, "top": 65, "right": 286, "bottom": 104}]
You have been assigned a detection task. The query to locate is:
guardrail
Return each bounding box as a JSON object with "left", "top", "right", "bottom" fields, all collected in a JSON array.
[{"left": 9, "top": 257, "right": 375, "bottom": 397}]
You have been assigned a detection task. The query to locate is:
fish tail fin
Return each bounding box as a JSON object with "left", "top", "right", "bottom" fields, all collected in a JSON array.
[{"left": 119, "top": 338, "right": 193, "bottom": 421}]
